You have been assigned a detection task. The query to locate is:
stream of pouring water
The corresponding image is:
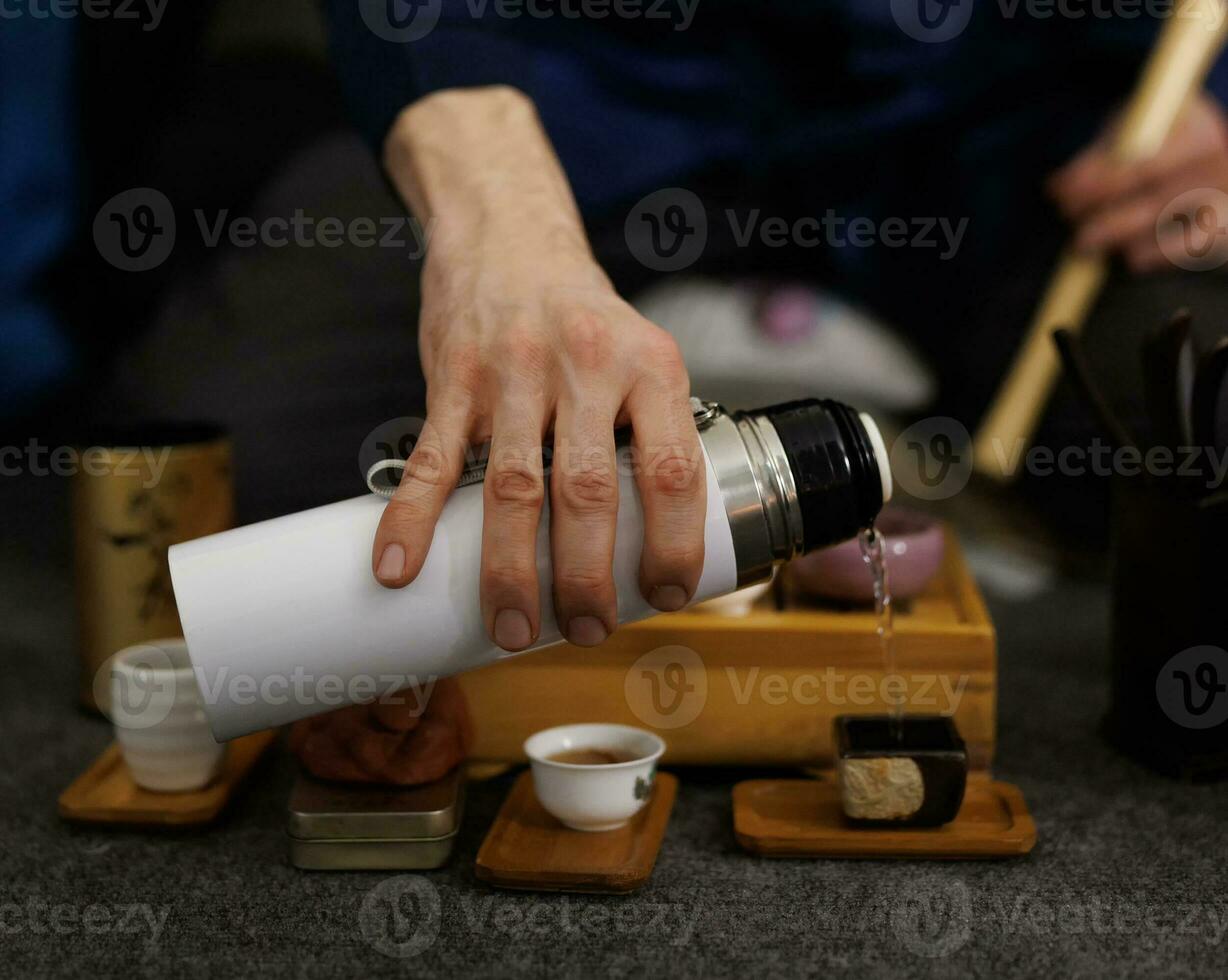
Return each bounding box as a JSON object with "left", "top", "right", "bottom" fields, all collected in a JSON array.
[{"left": 858, "top": 525, "right": 901, "bottom": 737}]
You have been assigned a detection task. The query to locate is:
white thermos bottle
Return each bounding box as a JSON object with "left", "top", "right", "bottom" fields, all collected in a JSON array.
[{"left": 169, "top": 398, "right": 892, "bottom": 741}]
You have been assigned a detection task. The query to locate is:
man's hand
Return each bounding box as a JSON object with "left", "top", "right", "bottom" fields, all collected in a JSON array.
[
  {"left": 372, "top": 86, "right": 706, "bottom": 652},
  {"left": 1048, "top": 92, "right": 1228, "bottom": 273}
]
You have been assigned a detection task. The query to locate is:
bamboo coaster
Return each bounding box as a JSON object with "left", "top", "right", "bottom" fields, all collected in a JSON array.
[
  {"left": 476, "top": 770, "right": 677, "bottom": 893},
  {"left": 58, "top": 730, "right": 277, "bottom": 827},
  {"left": 733, "top": 773, "right": 1036, "bottom": 859}
]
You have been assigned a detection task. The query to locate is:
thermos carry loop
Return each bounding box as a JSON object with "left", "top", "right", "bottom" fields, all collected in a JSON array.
[{"left": 364, "top": 398, "right": 725, "bottom": 499}]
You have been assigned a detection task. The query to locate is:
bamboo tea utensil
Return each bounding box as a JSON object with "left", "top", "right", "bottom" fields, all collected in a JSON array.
[
  {"left": 476, "top": 771, "right": 678, "bottom": 893},
  {"left": 1191, "top": 336, "right": 1228, "bottom": 453},
  {"left": 457, "top": 528, "right": 997, "bottom": 770},
  {"left": 58, "top": 730, "right": 275, "bottom": 827},
  {"left": 1142, "top": 310, "right": 1194, "bottom": 450},
  {"left": 74, "top": 424, "right": 232, "bottom": 713},
  {"left": 972, "top": 0, "right": 1228, "bottom": 480},
  {"left": 1052, "top": 329, "right": 1142, "bottom": 455},
  {"left": 732, "top": 773, "right": 1036, "bottom": 859}
]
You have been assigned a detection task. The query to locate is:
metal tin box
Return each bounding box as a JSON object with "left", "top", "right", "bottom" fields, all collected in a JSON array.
[{"left": 287, "top": 769, "right": 464, "bottom": 870}]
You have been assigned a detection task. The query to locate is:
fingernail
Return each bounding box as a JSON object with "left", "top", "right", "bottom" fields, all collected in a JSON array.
[
  {"left": 494, "top": 609, "right": 532, "bottom": 651},
  {"left": 567, "top": 616, "right": 608, "bottom": 647},
  {"left": 376, "top": 543, "right": 406, "bottom": 584},
  {"left": 648, "top": 585, "right": 689, "bottom": 612}
]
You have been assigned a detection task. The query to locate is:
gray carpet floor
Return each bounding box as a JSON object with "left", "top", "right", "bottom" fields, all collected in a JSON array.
[{"left": 2, "top": 469, "right": 1226, "bottom": 980}]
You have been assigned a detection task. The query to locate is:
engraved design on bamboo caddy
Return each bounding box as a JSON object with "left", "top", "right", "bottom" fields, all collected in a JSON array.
[{"left": 102, "top": 475, "right": 192, "bottom": 623}]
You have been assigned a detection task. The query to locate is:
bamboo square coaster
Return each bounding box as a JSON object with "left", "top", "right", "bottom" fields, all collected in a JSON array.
[
  {"left": 58, "top": 730, "right": 276, "bottom": 827},
  {"left": 733, "top": 773, "right": 1035, "bottom": 859},
  {"left": 476, "top": 771, "right": 678, "bottom": 893}
]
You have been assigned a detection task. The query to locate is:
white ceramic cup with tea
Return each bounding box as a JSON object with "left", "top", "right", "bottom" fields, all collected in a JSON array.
[
  {"left": 106, "top": 638, "right": 225, "bottom": 792},
  {"left": 524, "top": 723, "right": 665, "bottom": 831}
]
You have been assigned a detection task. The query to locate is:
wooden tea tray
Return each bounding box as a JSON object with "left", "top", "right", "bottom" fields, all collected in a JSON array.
[
  {"left": 733, "top": 773, "right": 1036, "bottom": 859},
  {"left": 475, "top": 771, "right": 677, "bottom": 894},
  {"left": 459, "top": 529, "right": 996, "bottom": 769},
  {"left": 58, "top": 730, "right": 276, "bottom": 827}
]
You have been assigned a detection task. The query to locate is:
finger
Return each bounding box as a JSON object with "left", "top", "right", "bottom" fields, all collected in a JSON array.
[
  {"left": 626, "top": 335, "right": 705, "bottom": 611},
  {"left": 481, "top": 390, "right": 548, "bottom": 652},
  {"left": 372, "top": 392, "right": 472, "bottom": 588},
  {"left": 1146, "top": 208, "right": 1228, "bottom": 273},
  {"left": 1052, "top": 120, "right": 1216, "bottom": 221},
  {"left": 1077, "top": 152, "right": 1228, "bottom": 252},
  {"left": 1048, "top": 136, "right": 1113, "bottom": 217},
  {"left": 1076, "top": 189, "right": 1173, "bottom": 253},
  {"left": 550, "top": 396, "right": 620, "bottom": 647},
  {"left": 1047, "top": 117, "right": 1119, "bottom": 215},
  {"left": 1124, "top": 230, "right": 1173, "bottom": 275}
]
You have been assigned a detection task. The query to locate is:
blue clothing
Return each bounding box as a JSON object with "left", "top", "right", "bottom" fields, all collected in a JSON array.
[
  {"left": 0, "top": 9, "right": 76, "bottom": 412},
  {"left": 323, "top": 2, "right": 1228, "bottom": 404},
  {"left": 324, "top": 1, "right": 1228, "bottom": 215},
  {"left": 324, "top": 1, "right": 1228, "bottom": 419}
]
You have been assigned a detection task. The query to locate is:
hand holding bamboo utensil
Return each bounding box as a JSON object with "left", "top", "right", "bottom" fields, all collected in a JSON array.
[{"left": 972, "top": 0, "right": 1228, "bottom": 480}]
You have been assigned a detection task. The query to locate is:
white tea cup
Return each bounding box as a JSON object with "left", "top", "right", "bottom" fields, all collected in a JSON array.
[
  {"left": 107, "top": 638, "right": 225, "bottom": 792},
  {"left": 524, "top": 723, "right": 665, "bottom": 831}
]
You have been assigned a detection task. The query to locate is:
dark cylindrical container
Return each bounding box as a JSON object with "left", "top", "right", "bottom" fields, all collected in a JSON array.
[{"left": 1105, "top": 476, "right": 1228, "bottom": 779}]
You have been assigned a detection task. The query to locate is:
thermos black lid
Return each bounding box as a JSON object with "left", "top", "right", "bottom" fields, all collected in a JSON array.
[{"left": 764, "top": 399, "right": 889, "bottom": 554}]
